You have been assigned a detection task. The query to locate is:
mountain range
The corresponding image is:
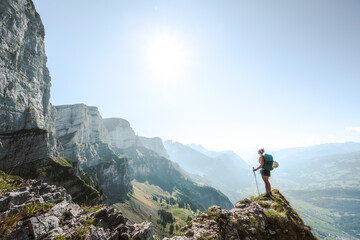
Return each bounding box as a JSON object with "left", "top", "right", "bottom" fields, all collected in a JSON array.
[{"left": 0, "top": 0, "right": 356, "bottom": 239}]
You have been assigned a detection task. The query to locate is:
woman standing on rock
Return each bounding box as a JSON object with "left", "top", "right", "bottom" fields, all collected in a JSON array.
[{"left": 253, "top": 148, "right": 272, "bottom": 197}]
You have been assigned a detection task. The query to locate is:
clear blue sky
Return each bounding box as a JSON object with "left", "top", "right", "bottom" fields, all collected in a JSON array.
[{"left": 33, "top": 0, "right": 360, "bottom": 156}]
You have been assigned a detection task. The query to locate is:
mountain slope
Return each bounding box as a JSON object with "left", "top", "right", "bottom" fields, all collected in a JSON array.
[
  {"left": 164, "top": 140, "right": 252, "bottom": 202},
  {"left": 113, "top": 145, "right": 233, "bottom": 211}
]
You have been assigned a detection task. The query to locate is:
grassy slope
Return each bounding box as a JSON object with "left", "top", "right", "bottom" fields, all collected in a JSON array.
[
  {"left": 115, "top": 146, "right": 233, "bottom": 210},
  {"left": 284, "top": 189, "right": 360, "bottom": 240},
  {"left": 113, "top": 180, "right": 194, "bottom": 239},
  {"left": 289, "top": 198, "right": 353, "bottom": 240},
  {"left": 273, "top": 152, "right": 360, "bottom": 240}
]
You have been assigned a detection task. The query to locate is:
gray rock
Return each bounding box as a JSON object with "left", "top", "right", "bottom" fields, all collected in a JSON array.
[
  {"left": 54, "top": 104, "right": 133, "bottom": 201},
  {"left": 139, "top": 136, "right": 169, "bottom": 158},
  {"left": 0, "top": 0, "right": 59, "bottom": 173},
  {"left": 167, "top": 190, "right": 316, "bottom": 240},
  {"left": 1, "top": 177, "right": 153, "bottom": 240},
  {"left": 103, "top": 118, "right": 142, "bottom": 149},
  {"left": 9, "top": 191, "right": 30, "bottom": 205},
  {"left": 30, "top": 215, "right": 60, "bottom": 239},
  {"left": 132, "top": 222, "right": 153, "bottom": 240},
  {"left": 269, "top": 229, "right": 276, "bottom": 235}
]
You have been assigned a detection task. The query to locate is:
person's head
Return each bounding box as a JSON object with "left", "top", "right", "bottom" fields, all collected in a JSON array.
[{"left": 258, "top": 148, "right": 265, "bottom": 155}]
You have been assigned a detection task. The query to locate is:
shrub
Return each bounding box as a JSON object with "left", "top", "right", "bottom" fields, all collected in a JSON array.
[
  {"left": 0, "top": 215, "right": 21, "bottom": 237},
  {"left": 71, "top": 226, "right": 88, "bottom": 240},
  {"left": 0, "top": 171, "right": 22, "bottom": 193},
  {"left": 264, "top": 209, "right": 287, "bottom": 224},
  {"left": 53, "top": 235, "right": 66, "bottom": 240},
  {"left": 249, "top": 215, "right": 258, "bottom": 228},
  {"left": 81, "top": 205, "right": 103, "bottom": 214},
  {"left": 23, "top": 202, "right": 54, "bottom": 217}
]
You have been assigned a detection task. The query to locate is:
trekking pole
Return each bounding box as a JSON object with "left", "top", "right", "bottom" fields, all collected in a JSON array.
[{"left": 253, "top": 168, "right": 260, "bottom": 196}]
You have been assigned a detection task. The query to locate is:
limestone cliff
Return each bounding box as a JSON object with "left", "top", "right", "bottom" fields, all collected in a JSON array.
[
  {"left": 103, "top": 118, "right": 142, "bottom": 149},
  {"left": 55, "top": 105, "right": 132, "bottom": 203},
  {"left": 165, "top": 190, "right": 316, "bottom": 240},
  {"left": 0, "top": 0, "right": 53, "bottom": 133},
  {"left": 139, "top": 136, "right": 169, "bottom": 159},
  {"left": 55, "top": 104, "right": 109, "bottom": 157},
  {"left": 0, "top": 0, "right": 58, "bottom": 173},
  {"left": 0, "top": 0, "right": 102, "bottom": 205}
]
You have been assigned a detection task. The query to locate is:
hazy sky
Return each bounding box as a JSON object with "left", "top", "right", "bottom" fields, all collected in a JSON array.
[{"left": 33, "top": 0, "right": 360, "bottom": 157}]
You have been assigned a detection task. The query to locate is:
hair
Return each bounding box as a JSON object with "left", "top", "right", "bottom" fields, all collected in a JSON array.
[{"left": 258, "top": 148, "right": 265, "bottom": 154}]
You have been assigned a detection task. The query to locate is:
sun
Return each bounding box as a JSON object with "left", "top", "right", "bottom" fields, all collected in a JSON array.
[{"left": 145, "top": 33, "right": 187, "bottom": 80}]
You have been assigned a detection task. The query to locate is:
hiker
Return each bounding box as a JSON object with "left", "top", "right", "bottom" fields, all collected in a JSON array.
[{"left": 253, "top": 148, "right": 272, "bottom": 197}]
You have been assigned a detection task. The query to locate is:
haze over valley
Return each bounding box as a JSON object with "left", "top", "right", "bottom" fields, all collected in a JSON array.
[{"left": 0, "top": 0, "right": 359, "bottom": 239}]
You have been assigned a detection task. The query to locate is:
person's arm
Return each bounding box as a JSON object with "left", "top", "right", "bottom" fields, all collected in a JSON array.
[{"left": 253, "top": 157, "right": 264, "bottom": 172}]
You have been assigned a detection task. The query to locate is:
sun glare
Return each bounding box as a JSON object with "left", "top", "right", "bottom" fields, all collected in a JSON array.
[{"left": 146, "top": 33, "right": 187, "bottom": 80}]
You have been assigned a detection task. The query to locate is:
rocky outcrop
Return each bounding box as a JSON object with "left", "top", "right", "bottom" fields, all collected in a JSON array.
[
  {"left": 139, "top": 136, "right": 169, "bottom": 159},
  {"left": 0, "top": 171, "right": 153, "bottom": 240},
  {"left": 165, "top": 190, "right": 316, "bottom": 240},
  {"left": 55, "top": 105, "right": 133, "bottom": 203},
  {"left": 103, "top": 118, "right": 142, "bottom": 149},
  {"left": 55, "top": 104, "right": 109, "bottom": 155},
  {"left": 0, "top": 0, "right": 58, "bottom": 174}
]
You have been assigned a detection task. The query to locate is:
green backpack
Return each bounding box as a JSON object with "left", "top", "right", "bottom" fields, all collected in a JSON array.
[{"left": 262, "top": 154, "right": 274, "bottom": 171}]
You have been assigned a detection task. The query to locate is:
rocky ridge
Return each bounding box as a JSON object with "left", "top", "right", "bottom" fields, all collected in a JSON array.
[
  {"left": 165, "top": 189, "right": 316, "bottom": 240},
  {"left": 0, "top": 171, "right": 152, "bottom": 240}
]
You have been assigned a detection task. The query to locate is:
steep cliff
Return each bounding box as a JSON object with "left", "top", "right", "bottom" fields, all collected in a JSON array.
[
  {"left": 103, "top": 118, "right": 142, "bottom": 149},
  {"left": 139, "top": 136, "right": 169, "bottom": 159},
  {"left": 0, "top": 0, "right": 53, "bottom": 133},
  {"left": 0, "top": 0, "right": 101, "bottom": 205},
  {"left": 0, "top": 0, "right": 58, "bottom": 173},
  {"left": 55, "top": 104, "right": 132, "bottom": 203},
  {"left": 166, "top": 190, "right": 316, "bottom": 240}
]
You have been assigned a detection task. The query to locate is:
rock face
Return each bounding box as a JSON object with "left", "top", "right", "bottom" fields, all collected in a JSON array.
[
  {"left": 55, "top": 104, "right": 109, "bottom": 154},
  {"left": 55, "top": 104, "right": 110, "bottom": 166},
  {"left": 139, "top": 136, "right": 169, "bottom": 159},
  {"left": 0, "top": 171, "right": 153, "bottom": 240},
  {"left": 0, "top": 0, "right": 103, "bottom": 206},
  {"left": 103, "top": 118, "right": 142, "bottom": 149},
  {"left": 165, "top": 189, "right": 316, "bottom": 240},
  {"left": 55, "top": 105, "right": 133, "bottom": 203},
  {"left": 0, "top": 0, "right": 58, "bottom": 173},
  {"left": 0, "top": 0, "right": 53, "bottom": 133}
]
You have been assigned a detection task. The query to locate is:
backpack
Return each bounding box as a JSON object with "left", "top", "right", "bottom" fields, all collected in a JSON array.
[{"left": 262, "top": 154, "right": 274, "bottom": 171}]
